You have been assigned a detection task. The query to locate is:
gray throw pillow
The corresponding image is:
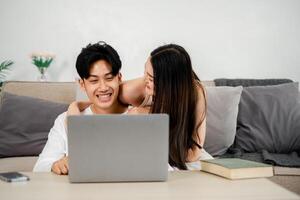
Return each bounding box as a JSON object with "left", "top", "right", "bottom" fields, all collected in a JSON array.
[
  {"left": 235, "top": 82, "right": 300, "bottom": 153},
  {"left": 214, "top": 78, "right": 293, "bottom": 87},
  {"left": 204, "top": 86, "right": 243, "bottom": 156},
  {"left": 0, "top": 92, "right": 68, "bottom": 158}
]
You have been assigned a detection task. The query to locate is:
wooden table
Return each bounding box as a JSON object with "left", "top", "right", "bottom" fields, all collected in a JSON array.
[{"left": 0, "top": 171, "right": 299, "bottom": 200}]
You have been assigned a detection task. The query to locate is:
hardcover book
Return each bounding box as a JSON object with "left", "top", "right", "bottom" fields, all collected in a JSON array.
[{"left": 201, "top": 158, "right": 273, "bottom": 179}]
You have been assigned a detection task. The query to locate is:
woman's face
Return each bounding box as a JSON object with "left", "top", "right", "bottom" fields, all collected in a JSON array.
[{"left": 144, "top": 57, "right": 154, "bottom": 96}]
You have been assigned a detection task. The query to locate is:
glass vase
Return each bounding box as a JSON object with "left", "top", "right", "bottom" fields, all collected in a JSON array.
[{"left": 37, "top": 67, "right": 47, "bottom": 82}]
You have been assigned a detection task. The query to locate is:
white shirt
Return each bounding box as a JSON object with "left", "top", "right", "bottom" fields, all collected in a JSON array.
[
  {"left": 33, "top": 107, "right": 93, "bottom": 172},
  {"left": 33, "top": 106, "right": 213, "bottom": 172}
]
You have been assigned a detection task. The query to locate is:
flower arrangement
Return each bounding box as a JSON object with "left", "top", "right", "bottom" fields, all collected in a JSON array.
[
  {"left": 31, "top": 52, "right": 55, "bottom": 68},
  {"left": 30, "top": 52, "right": 55, "bottom": 81}
]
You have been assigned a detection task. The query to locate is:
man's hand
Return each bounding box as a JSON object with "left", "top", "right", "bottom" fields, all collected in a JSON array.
[{"left": 51, "top": 156, "right": 69, "bottom": 175}]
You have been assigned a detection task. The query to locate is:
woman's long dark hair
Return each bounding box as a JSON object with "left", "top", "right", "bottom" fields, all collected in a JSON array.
[{"left": 150, "top": 44, "right": 206, "bottom": 170}]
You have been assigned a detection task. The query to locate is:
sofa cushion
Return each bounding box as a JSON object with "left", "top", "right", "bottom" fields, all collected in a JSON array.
[
  {"left": 204, "top": 86, "right": 243, "bottom": 156},
  {"left": 235, "top": 82, "right": 300, "bottom": 153},
  {"left": 214, "top": 78, "right": 293, "bottom": 87},
  {"left": 0, "top": 92, "right": 68, "bottom": 158}
]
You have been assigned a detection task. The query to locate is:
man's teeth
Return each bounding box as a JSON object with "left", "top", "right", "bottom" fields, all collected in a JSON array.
[
  {"left": 96, "top": 94, "right": 112, "bottom": 101},
  {"left": 100, "top": 94, "right": 110, "bottom": 96}
]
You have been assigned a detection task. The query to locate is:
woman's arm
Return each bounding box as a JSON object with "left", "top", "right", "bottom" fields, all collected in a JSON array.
[
  {"left": 119, "top": 77, "right": 146, "bottom": 107},
  {"left": 186, "top": 119, "right": 206, "bottom": 162},
  {"left": 197, "top": 84, "right": 207, "bottom": 147},
  {"left": 186, "top": 84, "right": 207, "bottom": 162}
]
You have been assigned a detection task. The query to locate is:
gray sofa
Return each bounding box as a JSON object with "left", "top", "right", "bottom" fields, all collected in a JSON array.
[
  {"left": 0, "top": 81, "right": 76, "bottom": 172},
  {"left": 0, "top": 80, "right": 299, "bottom": 195},
  {"left": 0, "top": 81, "right": 216, "bottom": 171}
]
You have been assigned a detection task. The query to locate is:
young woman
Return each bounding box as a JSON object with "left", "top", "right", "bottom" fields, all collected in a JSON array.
[{"left": 68, "top": 44, "right": 212, "bottom": 170}]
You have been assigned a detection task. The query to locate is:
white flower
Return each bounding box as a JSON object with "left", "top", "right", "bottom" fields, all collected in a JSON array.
[{"left": 30, "top": 52, "right": 55, "bottom": 59}]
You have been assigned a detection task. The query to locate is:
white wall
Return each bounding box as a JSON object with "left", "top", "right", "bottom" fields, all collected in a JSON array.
[{"left": 0, "top": 0, "right": 299, "bottom": 82}]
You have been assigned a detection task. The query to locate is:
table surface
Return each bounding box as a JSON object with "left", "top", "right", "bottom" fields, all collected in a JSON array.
[{"left": 0, "top": 171, "right": 299, "bottom": 200}]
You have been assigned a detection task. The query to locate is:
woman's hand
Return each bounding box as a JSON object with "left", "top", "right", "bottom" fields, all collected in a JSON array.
[
  {"left": 186, "top": 147, "right": 201, "bottom": 162},
  {"left": 67, "top": 101, "right": 91, "bottom": 116},
  {"left": 65, "top": 101, "right": 92, "bottom": 128},
  {"left": 127, "top": 106, "right": 150, "bottom": 114}
]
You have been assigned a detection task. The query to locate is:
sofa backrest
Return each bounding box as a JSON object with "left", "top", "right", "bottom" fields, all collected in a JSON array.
[
  {"left": 0, "top": 80, "right": 215, "bottom": 105},
  {"left": 1, "top": 81, "right": 76, "bottom": 104}
]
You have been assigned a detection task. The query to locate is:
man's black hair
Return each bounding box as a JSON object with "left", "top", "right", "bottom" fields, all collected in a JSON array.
[{"left": 76, "top": 41, "right": 121, "bottom": 79}]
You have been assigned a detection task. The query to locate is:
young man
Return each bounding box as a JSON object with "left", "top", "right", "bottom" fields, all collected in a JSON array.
[{"left": 33, "top": 42, "right": 128, "bottom": 175}]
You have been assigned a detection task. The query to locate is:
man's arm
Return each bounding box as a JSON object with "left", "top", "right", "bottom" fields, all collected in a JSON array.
[{"left": 33, "top": 112, "right": 68, "bottom": 173}]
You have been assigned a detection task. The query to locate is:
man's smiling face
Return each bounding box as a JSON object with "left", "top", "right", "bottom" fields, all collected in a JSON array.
[{"left": 80, "top": 59, "right": 121, "bottom": 113}]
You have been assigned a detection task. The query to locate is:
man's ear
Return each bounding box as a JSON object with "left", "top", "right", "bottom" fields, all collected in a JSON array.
[
  {"left": 118, "top": 73, "right": 122, "bottom": 83},
  {"left": 78, "top": 79, "right": 86, "bottom": 92}
]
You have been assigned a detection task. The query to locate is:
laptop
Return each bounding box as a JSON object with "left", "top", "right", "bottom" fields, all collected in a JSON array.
[{"left": 67, "top": 114, "right": 169, "bottom": 183}]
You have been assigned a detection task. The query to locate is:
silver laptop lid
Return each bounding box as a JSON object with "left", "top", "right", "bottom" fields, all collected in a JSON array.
[{"left": 67, "top": 114, "right": 169, "bottom": 183}]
